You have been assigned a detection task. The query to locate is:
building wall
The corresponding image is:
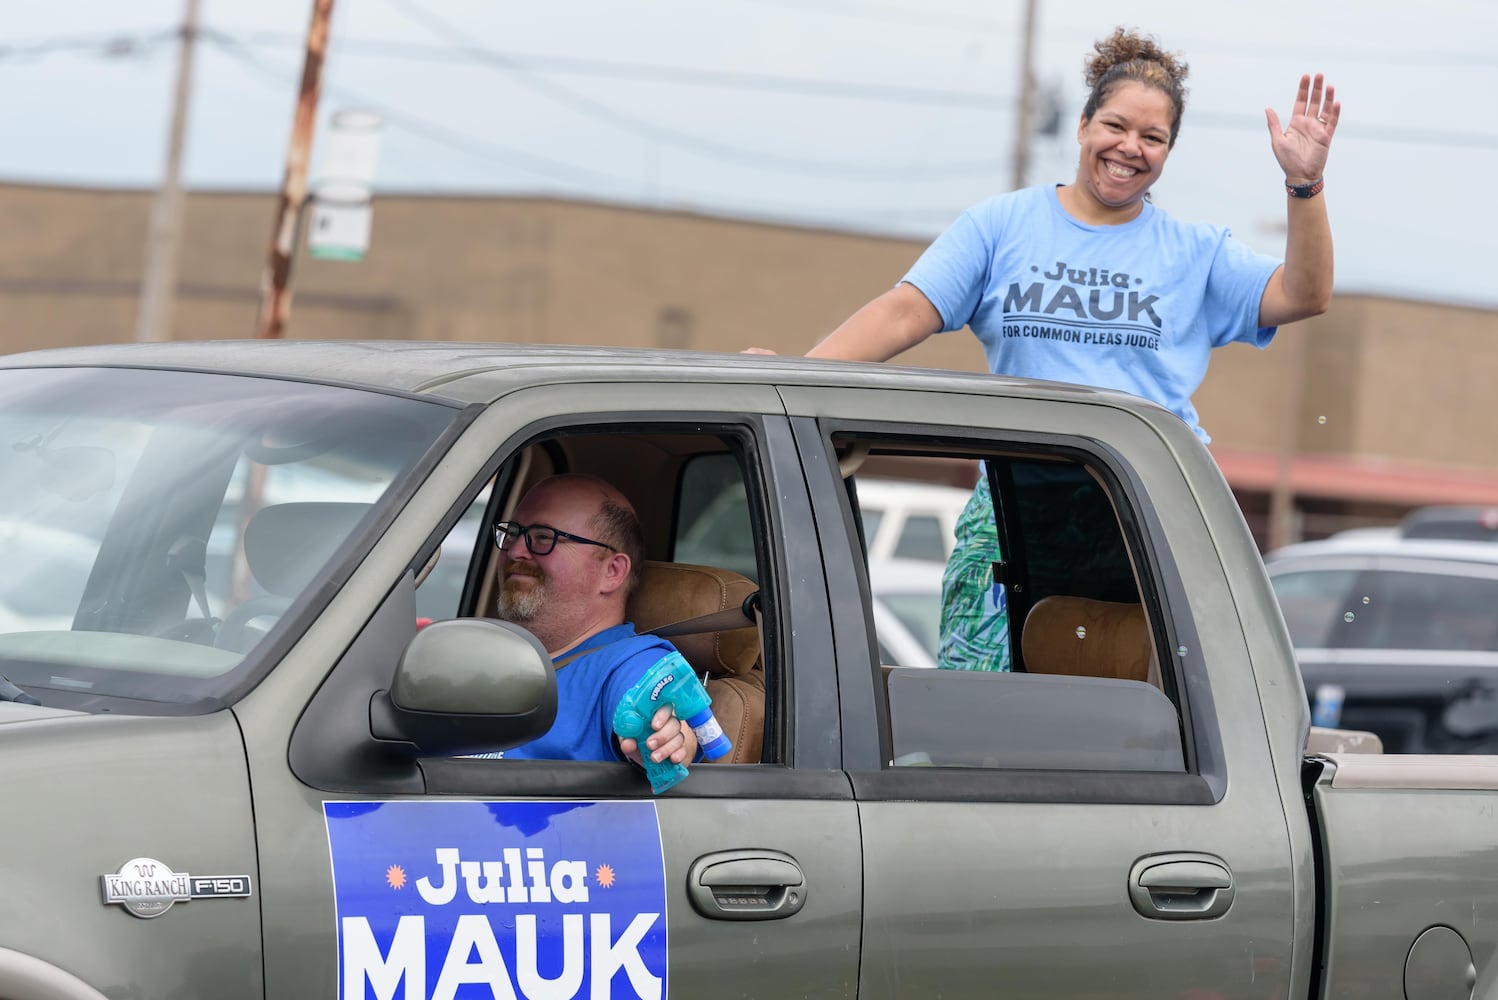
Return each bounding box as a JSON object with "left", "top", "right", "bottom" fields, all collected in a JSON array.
[
  {"left": 3, "top": 182, "right": 1496, "bottom": 485},
  {"left": 1347, "top": 296, "right": 1498, "bottom": 466}
]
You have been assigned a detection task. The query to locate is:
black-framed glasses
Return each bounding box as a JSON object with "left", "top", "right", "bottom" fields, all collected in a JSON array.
[{"left": 493, "top": 520, "right": 616, "bottom": 556}]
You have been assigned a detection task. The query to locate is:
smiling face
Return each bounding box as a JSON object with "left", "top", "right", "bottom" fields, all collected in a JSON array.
[
  {"left": 1071, "top": 80, "right": 1175, "bottom": 220},
  {"left": 494, "top": 474, "right": 637, "bottom": 654},
  {"left": 498, "top": 479, "right": 610, "bottom": 622}
]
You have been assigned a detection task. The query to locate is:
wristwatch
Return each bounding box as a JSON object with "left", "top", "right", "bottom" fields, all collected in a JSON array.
[{"left": 1285, "top": 177, "right": 1325, "bottom": 199}]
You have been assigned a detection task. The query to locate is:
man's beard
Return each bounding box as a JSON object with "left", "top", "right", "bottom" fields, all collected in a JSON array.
[{"left": 497, "top": 568, "right": 547, "bottom": 624}]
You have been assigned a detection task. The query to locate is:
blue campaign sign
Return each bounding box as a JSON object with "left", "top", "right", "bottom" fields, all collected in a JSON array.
[{"left": 325, "top": 800, "right": 667, "bottom": 1000}]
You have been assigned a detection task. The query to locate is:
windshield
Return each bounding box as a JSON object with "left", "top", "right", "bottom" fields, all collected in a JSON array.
[{"left": 0, "top": 366, "right": 459, "bottom": 713}]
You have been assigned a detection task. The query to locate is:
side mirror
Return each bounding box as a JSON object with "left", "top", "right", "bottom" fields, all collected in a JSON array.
[{"left": 370, "top": 618, "right": 557, "bottom": 756}]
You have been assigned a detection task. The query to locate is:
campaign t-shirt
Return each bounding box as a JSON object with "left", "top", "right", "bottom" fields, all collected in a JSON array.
[{"left": 903, "top": 184, "right": 1281, "bottom": 441}]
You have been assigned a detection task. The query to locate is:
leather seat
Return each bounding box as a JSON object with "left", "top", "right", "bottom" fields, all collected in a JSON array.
[
  {"left": 625, "top": 560, "right": 765, "bottom": 764},
  {"left": 1021, "top": 595, "right": 1161, "bottom": 687},
  {"left": 215, "top": 502, "right": 371, "bottom": 652}
]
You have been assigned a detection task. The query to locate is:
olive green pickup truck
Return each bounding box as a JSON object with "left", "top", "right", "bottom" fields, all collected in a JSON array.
[{"left": 0, "top": 341, "right": 1491, "bottom": 1000}]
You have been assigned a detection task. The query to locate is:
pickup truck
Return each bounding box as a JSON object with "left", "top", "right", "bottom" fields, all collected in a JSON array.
[{"left": 0, "top": 340, "right": 1491, "bottom": 1000}]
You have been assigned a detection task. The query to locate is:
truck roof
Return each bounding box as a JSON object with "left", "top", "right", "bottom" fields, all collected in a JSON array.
[{"left": 0, "top": 339, "right": 1179, "bottom": 420}]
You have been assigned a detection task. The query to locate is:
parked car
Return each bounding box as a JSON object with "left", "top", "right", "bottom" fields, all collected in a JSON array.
[
  {"left": 1266, "top": 530, "right": 1498, "bottom": 752},
  {"left": 1397, "top": 504, "right": 1498, "bottom": 542},
  {"left": 673, "top": 471, "right": 972, "bottom": 580},
  {"left": 868, "top": 558, "right": 944, "bottom": 668},
  {"left": 854, "top": 478, "right": 971, "bottom": 563}
]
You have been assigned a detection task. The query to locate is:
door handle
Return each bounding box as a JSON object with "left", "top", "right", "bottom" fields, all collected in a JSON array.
[
  {"left": 1128, "top": 853, "right": 1235, "bottom": 920},
  {"left": 687, "top": 850, "right": 806, "bottom": 921}
]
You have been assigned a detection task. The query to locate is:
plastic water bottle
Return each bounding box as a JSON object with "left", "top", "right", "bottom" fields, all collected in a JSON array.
[{"left": 1311, "top": 683, "right": 1345, "bottom": 729}]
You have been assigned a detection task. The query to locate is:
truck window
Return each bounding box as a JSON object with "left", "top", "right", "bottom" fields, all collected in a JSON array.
[
  {"left": 834, "top": 436, "right": 1187, "bottom": 775},
  {"left": 673, "top": 453, "right": 758, "bottom": 583},
  {"left": 426, "top": 426, "right": 774, "bottom": 764},
  {"left": 1269, "top": 568, "right": 1360, "bottom": 647}
]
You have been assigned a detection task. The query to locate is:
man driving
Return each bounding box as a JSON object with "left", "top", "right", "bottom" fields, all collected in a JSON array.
[{"left": 477, "top": 473, "right": 699, "bottom": 768}]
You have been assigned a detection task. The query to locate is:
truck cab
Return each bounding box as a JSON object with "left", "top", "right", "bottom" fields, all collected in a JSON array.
[{"left": 0, "top": 342, "right": 1487, "bottom": 1000}]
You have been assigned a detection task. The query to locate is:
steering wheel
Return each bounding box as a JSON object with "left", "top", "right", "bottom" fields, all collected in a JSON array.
[
  {"left": 152, "top": 616, "right": 222, "bottom": 646},
  {"left": 214, "top": 596, "right": 293, "bottom": 653}
]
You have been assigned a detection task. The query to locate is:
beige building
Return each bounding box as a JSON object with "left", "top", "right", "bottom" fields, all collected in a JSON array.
[{"left": 3, "top": 181, "right": 1496, "bottom": 547}]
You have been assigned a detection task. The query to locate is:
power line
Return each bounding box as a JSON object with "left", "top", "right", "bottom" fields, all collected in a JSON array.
[
  {"left": 736, "top": 0, "right": 1011, "bottom": 33},
  {"left": 1044, "top": 22, "right": 1498, "bottom": 69},
  {"left": 223, "top": 30, "right": 1016, "bottom": 110},
  {"left": 0, "top": 30, "right": 175, "bottom": 62},
  {"left": 212, "top": 24, "right": 1498, "bottom": 156},
  {"left": 1187, "top": 110, "right": 1498, "bottom": 152},
  {"left": 204, "top": 34, "right": 973, "bottom": 228},
  {"left": 207, "top": 33, "right": 705, "bottom": 190},
  {"left": 741, "top": 0, "right": 1498, "bottom": 68},
  {"left": 379, "top": 0, "right": 1011, "bottom": 179}
]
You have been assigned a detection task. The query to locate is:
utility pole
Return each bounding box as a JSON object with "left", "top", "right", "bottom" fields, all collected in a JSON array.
[
  {"left": 134, "top": 0, "right": 200, "bottom": 343},
  {"left": 1010, "top": 0, "right": 1038, "bottom": 192},
  {"left": 255, "top": 0, "right": 335, "bottom": 339}
]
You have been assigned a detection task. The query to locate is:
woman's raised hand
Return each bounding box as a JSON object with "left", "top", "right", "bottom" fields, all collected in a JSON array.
[{"left": 1265, "top": 73, "right": 1339, "bottom": 185}]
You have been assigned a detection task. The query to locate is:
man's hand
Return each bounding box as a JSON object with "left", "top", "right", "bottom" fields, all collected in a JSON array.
[{"left": 620, "top": 705, "right": 700, "bottom": 766}]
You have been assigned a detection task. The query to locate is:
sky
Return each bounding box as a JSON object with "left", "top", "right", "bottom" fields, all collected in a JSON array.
[{"left": 3, "top": 0, "right": 1497, "bottom": 308}]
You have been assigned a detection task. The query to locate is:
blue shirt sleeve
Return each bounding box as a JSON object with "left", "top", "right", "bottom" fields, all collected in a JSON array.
[
  {"left": 599, "top": 642, "right": 687, "bottom": 758},
  {"left": 602, "top": 644, "right": 711, "bottom": 764},
  {"left": 1205, "top": 232, "right": 1282, "bottom": 349},
  {"left": 901, "top": 208, "right": 996, "bottom": 332}
]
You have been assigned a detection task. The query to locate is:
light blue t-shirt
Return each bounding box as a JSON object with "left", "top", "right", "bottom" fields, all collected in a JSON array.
[
  {"left": 476, "top": 623, "right": 677, "bottom": 762},
  {"left": 903, "top": 185, "right": 1282, "bottom": 441}
]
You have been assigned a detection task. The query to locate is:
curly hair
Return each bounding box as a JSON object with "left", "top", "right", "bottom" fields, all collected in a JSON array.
[{"left": 1081, "top": 27, "right": 1190, "bottom": 147}]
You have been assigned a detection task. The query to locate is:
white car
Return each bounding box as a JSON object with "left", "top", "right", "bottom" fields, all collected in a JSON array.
[
  {"left": 868, "top": 558, "right": 945, "bottom": 668},
  {"left": 674, "top": 473, "right": 973, "bottom": 580},
  {"left": 855, "top": 478, "right": 971, "bottom": 564}
]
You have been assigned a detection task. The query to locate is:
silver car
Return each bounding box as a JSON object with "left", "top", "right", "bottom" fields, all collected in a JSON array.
[{"left": 1266, "top": 530, "right": 1498, "bottom": 752}]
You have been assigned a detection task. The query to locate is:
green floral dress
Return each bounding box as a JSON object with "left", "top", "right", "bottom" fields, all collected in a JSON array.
[{"left": 938, "top": 476, "right": 1011, "bottom": 672}]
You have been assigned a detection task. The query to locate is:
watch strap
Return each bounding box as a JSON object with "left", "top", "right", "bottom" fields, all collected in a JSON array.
[{"left": 1286, "top": 177, "right": 1325, "bottom": 199}]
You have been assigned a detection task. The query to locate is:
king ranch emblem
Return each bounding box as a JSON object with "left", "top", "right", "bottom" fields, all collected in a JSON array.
[{"left": 100, "top": 857, "right": 253, "bottom": 919}]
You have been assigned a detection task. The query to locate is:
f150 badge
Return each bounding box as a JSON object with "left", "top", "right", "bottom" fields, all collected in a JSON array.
[{"left": 100, "top": 857, "right": 253, "bottom": 919}]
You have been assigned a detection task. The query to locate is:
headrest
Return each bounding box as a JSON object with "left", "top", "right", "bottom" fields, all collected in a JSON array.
[
  {"left": 243, "top": 502, "right": 372, "bottom": 597},
  {"left": 626, "top": 560, "right": 759, "bottom": 678},
  {"left": 1021, "top": 595, "right": 1153, "bottom": 684}
]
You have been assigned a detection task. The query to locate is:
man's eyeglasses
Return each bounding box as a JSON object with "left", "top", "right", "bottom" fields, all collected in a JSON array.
[{"left": 493, "top": 521, "right": 616, "bottom": 556}]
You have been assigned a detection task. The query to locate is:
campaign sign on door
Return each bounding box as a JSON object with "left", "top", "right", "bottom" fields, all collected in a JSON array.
[{"left": 325, "top": 800, "right": 667, "bottom": 999}]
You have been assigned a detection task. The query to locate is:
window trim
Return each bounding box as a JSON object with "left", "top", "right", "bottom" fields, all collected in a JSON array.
[
  {"left": 847, "top": 766, "right": 1217, "bottom": 805},
  {"left": 806, "top": 418, "right": 1227, "bottom": 805},
  {"left": 399, "top": 410, "right": 844, "bottom": 778}
]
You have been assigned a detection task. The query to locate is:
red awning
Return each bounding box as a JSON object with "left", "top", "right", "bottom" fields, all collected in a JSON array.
[{"left": 1208, "top": 447, "right": 1498, "bottom": 506}]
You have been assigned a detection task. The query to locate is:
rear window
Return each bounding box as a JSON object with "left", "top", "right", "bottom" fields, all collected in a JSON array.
[
  {"left": 892, "top": 514, "right": 945, "bottom": 562},
  {"left": 1271, "top": 566, "right": 1498, "bottom": 651},
  {"left": 1400, "top": 506, "right": 1498, "bottom": 542}
]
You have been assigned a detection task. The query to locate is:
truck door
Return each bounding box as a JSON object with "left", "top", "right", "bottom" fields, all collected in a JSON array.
[
  {"left": 782, "top": 384, "right": 1299, "bottom": 1000},
  {"left": 238, "top": 382, "right": 862, "bottom": 999}
]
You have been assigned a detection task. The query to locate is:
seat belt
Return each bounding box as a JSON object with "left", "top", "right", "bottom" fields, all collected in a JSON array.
[
  {"left": 554, "top": 644, "right": 606, "bottom": 669},
  {"left": 645, "top": 591, "right": 760, "bottom": 639}
]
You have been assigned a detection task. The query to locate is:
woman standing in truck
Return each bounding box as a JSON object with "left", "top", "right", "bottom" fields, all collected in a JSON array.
[{"left": 755, "top": 28, "right": 1340, "bottom": 671}]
